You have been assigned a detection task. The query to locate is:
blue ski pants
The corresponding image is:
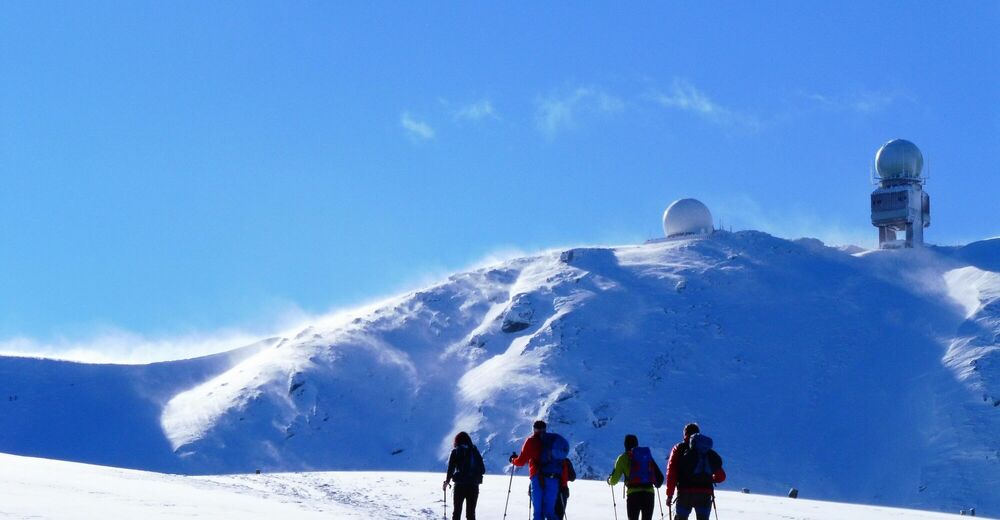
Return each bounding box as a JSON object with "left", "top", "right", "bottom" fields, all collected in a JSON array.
[
  {"left": 529, "top": 475, "right": 559, "bottom": 520},
  {"left": 674, "top": 493, "right": 712, "bottom": 520}
]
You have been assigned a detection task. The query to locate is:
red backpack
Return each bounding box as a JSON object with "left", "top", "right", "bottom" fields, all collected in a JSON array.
[{"left": 627, "top": 447, "right": 663, "bottom": 487}]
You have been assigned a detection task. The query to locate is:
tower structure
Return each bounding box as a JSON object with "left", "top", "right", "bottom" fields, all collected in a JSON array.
[{"left": 870, "top": 139, "right": 929, "bottom": 248}]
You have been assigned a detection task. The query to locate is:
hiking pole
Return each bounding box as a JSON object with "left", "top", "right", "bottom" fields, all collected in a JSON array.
[
  {"left": 559, "top": 490, "right": 570, "bottom": 520},
  {"left": 443, "top": 484, "right": 447, "bottom": 520},
  {"left": 610, "top": 484, "right": 619, "bottom": 520},
  {"left": 712, "top": 491, "right": 720, "bottom": 520},
  {"left": 502, "top": 456, "right": 517, "bottom": 520},
  {"left": 655, "top": 486, "right": 664, "bottom": 520},
  {"left": 527, "top": 483, "right": 531, "bottom": 520}
]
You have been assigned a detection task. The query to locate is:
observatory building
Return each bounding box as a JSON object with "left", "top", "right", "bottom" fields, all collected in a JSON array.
[
  {"left": 662, "top": 198, "right": 714, "bottom": 238},
  {"left": 870, "top": 139, "right": 930, "bottom": 248}
]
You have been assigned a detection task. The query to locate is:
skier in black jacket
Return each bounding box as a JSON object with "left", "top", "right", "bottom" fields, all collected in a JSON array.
[{"left": 444, "top": 431, "right": 486, "bottom": 520}]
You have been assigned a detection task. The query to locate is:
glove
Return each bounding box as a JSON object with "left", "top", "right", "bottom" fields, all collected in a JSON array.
[
  {"left": 508, "top": 453, "right": 517, "bottom": 463},
  {"left": 442, "top": 480, "right": 449, "bottom": 491},
  {"left": 667, "top": 495, "right": 673, "bottom": 506}
]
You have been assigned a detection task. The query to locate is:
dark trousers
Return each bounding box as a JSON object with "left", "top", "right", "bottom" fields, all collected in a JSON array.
[
  {"left": 554, "top": 488, "right": 570, "bottom": 520},
  {"left": 452, "top": 483, "right": 479, "bottom": 520},
  {"left": 626, "top": 491, "right": 655, "bottom": 520},
  {"left": 674, "top": 493, "right": 712, "bottom": 520}
]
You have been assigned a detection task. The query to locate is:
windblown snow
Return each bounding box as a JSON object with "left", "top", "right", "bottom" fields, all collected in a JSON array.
[{"left": 2, "top": 231, "right": 998, "bottom": 515}]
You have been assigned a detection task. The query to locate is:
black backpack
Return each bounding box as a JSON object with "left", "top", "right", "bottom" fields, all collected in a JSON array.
[
  {"left": 452, "top": 444, "right": 485, "bottom": 485},
  {"left": 677, "top": 434, "right": 723, "bottom": 488}
]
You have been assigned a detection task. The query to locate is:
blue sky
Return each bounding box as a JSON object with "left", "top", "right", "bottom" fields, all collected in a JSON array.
[{"left": 1, "top": 2, "right": 998, "bottom": 360}]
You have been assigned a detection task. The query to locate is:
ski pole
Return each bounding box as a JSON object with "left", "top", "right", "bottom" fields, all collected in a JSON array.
[
  {"left": 527, "top": 482, "right": 531, "bottom": 520},
  {"left": 559, "top": 489, "right": 570, "bottom": 520},
  {"left": 712, "top": 491, "right": 720, "bottom": 520},
  {"left": 656, "top": 486, "right": 664, "bottom": 520},
  {"left": 502, "top": 456, "right": 517, "bottom": 520},
  {"left": 610, "top": 483, "right": 618, "bottom": 520},
  {"left": 443, "top": 485, "right": 447, "bottom": 520},
  {"left": 668, "top": 495, "right": 673, "bottom": 520}
]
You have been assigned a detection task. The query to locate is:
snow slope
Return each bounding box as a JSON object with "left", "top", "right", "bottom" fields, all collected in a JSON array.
[
  {"left": 0, "top": 453, "right": 986, "bottom": 520},
  {"left": 2, "top": 232, "right": 998, "bottom": 514},
  {"left": 0, "top": 338, "right": 277, "bottom": 472}
]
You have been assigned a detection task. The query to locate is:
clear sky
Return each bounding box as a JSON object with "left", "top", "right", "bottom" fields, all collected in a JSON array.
[{"left": 1, "top": 2, "right": 998, "bottom": 360}]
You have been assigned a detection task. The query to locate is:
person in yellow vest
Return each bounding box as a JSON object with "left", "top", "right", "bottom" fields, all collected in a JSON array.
[{"left": 607, "top": 434, "right": 663, "bottom": 520}]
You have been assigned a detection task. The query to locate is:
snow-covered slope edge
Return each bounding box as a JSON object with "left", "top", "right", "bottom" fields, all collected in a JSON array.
[
  {"left": 0, "top": 338, "right": 278, "bottom": 472},
  {"left": 0, "top": 453, "right": 986, "bottom": 520},
  {"left": 1, "top": 231, "right": 998, "bottom": 514}
]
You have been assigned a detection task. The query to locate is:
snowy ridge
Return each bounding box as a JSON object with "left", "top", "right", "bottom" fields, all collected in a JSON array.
[{"left": 2, "top": 231, "right": 998, "bottom": 514}]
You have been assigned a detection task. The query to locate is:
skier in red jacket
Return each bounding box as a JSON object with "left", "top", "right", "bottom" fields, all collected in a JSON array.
[
  {"left": 665, "top": 423, "right": 726, "bottom": 520},
  {"left": 509, "top": 420, "right": 545, "bottom": 477},
  {"left": 509, "top": 420, "right": 563, "bottom": 520}
]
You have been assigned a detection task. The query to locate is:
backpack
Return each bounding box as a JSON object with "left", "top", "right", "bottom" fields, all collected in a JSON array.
[
  {"left": 679, "top": 434, "right": 722, "bottom": 487},
  {"left": 539, "top": 432, "right": 570, "bottom": 475},
  {"left": 564, "top": 458, "right": 577, "bottom": 482},
  {"left": 627, "top": 447, "right": 655, "bottom": 486},
  {"left": 453, "top": 444, "right": 485, "bottom": 485}
]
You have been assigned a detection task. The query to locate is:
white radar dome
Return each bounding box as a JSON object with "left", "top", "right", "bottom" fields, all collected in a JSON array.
[
  {"left": 662, "top": 198, "right": 713, "bottom": 238},
  {"left": 875, "top": 139, "right": 923, "bottom": 179}
]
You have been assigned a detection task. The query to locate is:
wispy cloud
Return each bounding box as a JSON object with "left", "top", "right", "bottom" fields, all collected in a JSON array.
[
  {"left": 454, "top": 100, "right": 499, "bottom": 122},
  {"left": 652, "top": 80, "right": 722, "bottom": 115},
  {"left": 649, "top": 79, "right": 760, "bottom": 130},
  {"left": 536, "top": 87, "right": 624, "bottom": 136},
  {"left": 0, "top": 328, "right": 266, "bottom": 364},
  {"left": 804, "top": 90, "right": 914, "bottom": 114},
  {"left": 717, "top": 194, "right": 873, "bottom": 248},
  {"left": 0, "top": 296, "right": 412, "bottom": 364},
  {"left": 0, "top": 304, "right": 323, "bottom": 364},
  {"left": 0, "top": 247, "right": 549, "bottom": 365},
  {"left": 400, "top": 112, "right": 435, "bottom": 140}
]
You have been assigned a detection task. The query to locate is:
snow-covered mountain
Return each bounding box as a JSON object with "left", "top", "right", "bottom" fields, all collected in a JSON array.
[{"left": 2, "top": 231, "right": 998, "bottom": 514}]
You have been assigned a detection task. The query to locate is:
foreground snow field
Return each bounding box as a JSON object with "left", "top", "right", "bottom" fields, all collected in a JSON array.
[{"left": 0, "top": 453, "right": 986, "bottom": 519}]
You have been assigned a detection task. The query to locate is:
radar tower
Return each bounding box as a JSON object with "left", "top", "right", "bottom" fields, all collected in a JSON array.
[{"left": 870, "top": 139, "right": 930, "bottom": 248}]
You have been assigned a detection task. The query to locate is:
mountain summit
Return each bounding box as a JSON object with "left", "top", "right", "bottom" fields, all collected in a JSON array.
[{"left": 2, "top": 231, "right": 998, "bottom": 513}]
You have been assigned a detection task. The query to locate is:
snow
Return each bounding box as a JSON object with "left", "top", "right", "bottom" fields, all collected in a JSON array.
[
  {"left": 160, "top": 340, "right": 312, "bottom": 450},
  {"left": 943, "top": 266, "right": 1000, "bottom": 319},
  {"left": 0, "top": 453, "right": 983, "bottom": 519},
  {"left": 1, "top": 231, "right": 998, "bottom": 515},
  {"left": 0, "top": 452, "right": 338, "bottom": 519}
]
